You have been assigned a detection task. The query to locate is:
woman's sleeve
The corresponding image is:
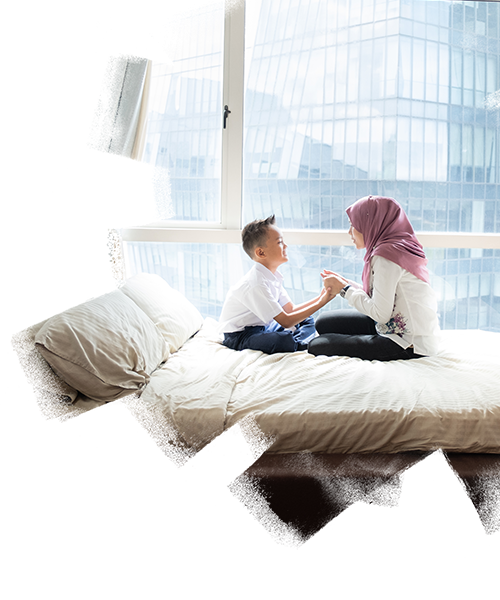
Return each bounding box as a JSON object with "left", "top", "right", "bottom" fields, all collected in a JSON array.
[
  {"left": 344, "top": 256, "right": 403, "bottom": 323},
  {"left": 345, "top": 278, "right": 362, "bottom": 289}
]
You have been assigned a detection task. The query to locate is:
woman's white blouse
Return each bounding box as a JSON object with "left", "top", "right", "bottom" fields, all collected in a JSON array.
[{"left": 344, "top": 255, "right": 441, "bottom": 356}]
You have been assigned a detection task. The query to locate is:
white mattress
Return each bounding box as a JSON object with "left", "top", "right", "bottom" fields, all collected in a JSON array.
[{"left": 140, "top": 318, "right": 500, "bottom": 454}]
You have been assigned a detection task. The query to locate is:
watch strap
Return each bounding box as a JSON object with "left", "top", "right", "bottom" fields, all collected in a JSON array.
[{"left": 340, "top": 285, "right": 351, "bottom": 298}]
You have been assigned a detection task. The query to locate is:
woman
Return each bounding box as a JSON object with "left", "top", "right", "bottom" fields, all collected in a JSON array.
[{"left": 308, "top": 195, "right": 441, "bottom": 361}]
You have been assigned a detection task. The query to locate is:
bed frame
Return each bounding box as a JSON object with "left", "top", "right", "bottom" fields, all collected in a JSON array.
[{"left": 165, "top": 452, "right": 500, "bottom": 548}]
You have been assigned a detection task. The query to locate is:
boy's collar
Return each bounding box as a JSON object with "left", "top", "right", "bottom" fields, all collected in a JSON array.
[{"left": 254, "top": 262, "right": 283, "bottom": 281}]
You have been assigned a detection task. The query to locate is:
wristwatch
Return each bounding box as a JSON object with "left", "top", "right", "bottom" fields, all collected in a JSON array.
[{"left": 340, "top": 285, "right": 351, "bottom": 298}]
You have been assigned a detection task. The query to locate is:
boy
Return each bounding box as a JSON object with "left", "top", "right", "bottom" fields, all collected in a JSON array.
[{"left": 219, "top": 215, "right": 335, "bottom": 354}]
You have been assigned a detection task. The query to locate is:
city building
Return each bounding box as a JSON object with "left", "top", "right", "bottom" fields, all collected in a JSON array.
[{"left": 125, "top": 0, "right": 500, "bottom": 331}]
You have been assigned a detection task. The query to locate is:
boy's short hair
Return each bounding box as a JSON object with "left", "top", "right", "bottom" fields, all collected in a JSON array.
[{"left": 242, "top": 215, "right": 276, "bottom": 259}]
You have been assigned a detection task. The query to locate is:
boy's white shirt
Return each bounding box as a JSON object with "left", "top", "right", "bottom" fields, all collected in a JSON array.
[{"left": 218, "top": 263, "right": 291, "bottom": 334}]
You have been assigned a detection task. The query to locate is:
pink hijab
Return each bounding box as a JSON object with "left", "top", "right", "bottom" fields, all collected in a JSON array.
[{"left": 346, "top": 195, "right": 430, "bottom": 294}]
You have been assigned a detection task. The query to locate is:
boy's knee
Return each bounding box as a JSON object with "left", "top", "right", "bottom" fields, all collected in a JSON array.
[
  {"left": 247, "top": 330, "right": 296, "bottom": 354},
  {"left": 268, "top": 332, "right": 297, "bottom": 353}
]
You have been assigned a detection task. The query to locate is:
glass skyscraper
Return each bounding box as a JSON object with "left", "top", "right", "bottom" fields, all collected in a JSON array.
[
  {"left": 243, "top": 0, "right": 499, "bottom": 231},
  {"left": 127, "top": 0, "right": 500, "bottom": 331}
]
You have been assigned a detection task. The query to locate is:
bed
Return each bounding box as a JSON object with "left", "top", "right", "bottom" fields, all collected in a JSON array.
[{"left": 12, "top": 272, "right": 500, "bottom": 542}]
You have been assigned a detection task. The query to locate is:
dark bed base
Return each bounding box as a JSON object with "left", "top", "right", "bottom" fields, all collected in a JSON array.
[{"left": 230, "top": 451, "right": 500, "bottom": 542}]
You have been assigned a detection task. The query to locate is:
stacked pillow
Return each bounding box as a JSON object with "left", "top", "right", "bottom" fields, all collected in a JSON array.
[
  {"left": 119, "top": 273, "right": 204, "bottom": 355},
  {"left": 34, "top": 274, "right": 204, "bottom": 402}
]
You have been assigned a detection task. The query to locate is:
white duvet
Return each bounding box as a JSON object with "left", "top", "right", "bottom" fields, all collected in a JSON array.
[{"left": 140, "top": 318, "right": 500, "bottom": 454}]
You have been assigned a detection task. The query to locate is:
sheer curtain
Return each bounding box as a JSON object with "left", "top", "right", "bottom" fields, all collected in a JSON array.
[
  {"left": 90, "top": 55, "right": 152, "bottom": 160},
  {"left": 87, "top": 54, "right": 151, "bottom": 284}
]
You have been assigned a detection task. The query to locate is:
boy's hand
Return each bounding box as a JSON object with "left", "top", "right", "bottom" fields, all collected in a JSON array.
[{"left": 321, "top": 285, "right": 336, "bottom": 302}]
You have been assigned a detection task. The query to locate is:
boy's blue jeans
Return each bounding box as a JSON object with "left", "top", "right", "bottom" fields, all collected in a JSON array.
[{"left": 223, "top": 316, "right": 316, "bottom": 354}]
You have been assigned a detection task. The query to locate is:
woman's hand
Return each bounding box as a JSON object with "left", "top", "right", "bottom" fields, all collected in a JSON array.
[
  {"left": 321, "top": 269, "right": 349, "bottom": 285},
  {"left": 321, "top": 269, "right": 337, "bottom": 278},
  {"left": 322, "top": 273, "right": 348, "bottom": 296}
]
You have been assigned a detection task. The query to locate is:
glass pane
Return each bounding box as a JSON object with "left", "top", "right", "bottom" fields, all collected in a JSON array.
[
  {"left": 123, "top": 241, "right": 500, "bottom": 332},
  {"left": 142, "top": 2, "right": 224, "bottom": 222},
  {"left": 242, "top": 0, "right": 500, "bottom": 234}
]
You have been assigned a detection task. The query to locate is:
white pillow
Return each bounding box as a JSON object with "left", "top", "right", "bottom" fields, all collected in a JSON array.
[
  {"left": 35, "top": 290, "right": 169, "bottom": 402},
  {"left": 14, "top": 321, "right": 110, "bottom": 418},
  {"left": 12, "top": 321, "right": 79, "bottom": 404},
  {"left": 120, "top": 273, "right": 204, "bottom": 353}
]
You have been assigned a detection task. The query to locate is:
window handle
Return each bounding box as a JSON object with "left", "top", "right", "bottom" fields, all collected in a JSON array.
[{"left": 223, "top": 104, "right": 231, "bottom": 129}]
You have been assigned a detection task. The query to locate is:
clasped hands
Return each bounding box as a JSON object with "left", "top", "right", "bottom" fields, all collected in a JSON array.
[{"left": 321, "top": 269, "right": 349, "bottom": 298}]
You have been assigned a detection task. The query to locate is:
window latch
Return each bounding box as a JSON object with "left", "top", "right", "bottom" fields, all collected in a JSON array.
[{"left": 223, "top": 104, "right": 231, "bottom": 129}]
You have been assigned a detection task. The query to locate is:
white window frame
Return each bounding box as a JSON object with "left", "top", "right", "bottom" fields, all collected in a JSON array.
[{"left": 120, "top": 0, "right": 500, "bottom": 251}]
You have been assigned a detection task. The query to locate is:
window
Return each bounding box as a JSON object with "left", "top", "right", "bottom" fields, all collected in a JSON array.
[
  {"left": 122, "top": 0, "right": 500, "bottom": 332},
  {"left": 141, "top": 1, "right": 225, "bottom": 222}
]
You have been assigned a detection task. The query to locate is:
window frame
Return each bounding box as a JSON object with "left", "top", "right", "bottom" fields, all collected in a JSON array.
[{"left": 120, "top": 0, "right": 500, "bottom": 252}]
